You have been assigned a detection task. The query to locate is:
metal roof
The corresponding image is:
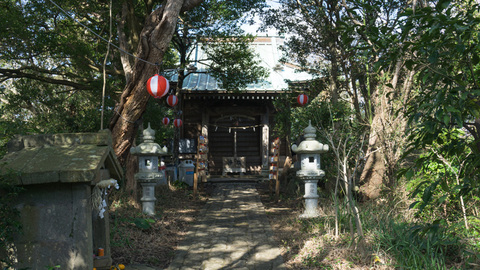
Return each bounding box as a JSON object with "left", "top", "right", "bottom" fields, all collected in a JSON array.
[
  {"left": 178, "top": 71, "right": 275, "bottom": 91},
  {"left": 169, "top": 37, "right": 314, "bottom": 92}
]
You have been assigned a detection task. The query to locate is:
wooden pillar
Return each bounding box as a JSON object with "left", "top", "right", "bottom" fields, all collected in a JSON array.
[
  {"left": 202, "top": 108, "right": 209, "bottom": 138},
  {"left": 174, "top": 92, "right": 183, "bottom": 167},
  {"left": 195, "top": 108, "right": 208, "bottom": 191}
]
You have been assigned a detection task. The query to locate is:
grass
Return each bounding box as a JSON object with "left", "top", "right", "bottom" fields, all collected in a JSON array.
[{"left": 257, "top": 181, "right": 480, "bottom": 269}]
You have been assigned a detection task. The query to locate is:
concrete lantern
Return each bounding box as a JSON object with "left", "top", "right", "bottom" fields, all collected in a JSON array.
[
  {"left": 292, "top": 120, "right": 329, "bottom": 218},
  {"left": 130, "top": 123, "right": 169, "bottom": 215}
]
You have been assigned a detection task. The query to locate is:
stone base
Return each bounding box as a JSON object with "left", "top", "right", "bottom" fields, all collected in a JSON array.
[
  {"left": 141, "top": 201, "right": 156, "bottom": 216},
  {"left": 300, "top": 197, "right": 320, "bottom": 218},
  {"left": 299, "top": 209, "right": 321, "bottom": 218}
]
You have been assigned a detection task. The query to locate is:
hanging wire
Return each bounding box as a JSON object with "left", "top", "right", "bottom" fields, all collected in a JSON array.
[
  {"left": 155, "top": 62, "right": 163, "bottom": 74},
  {"left": 113, "top": 108, "right": 136, "bottom": 123},
  {"left": 100, "top": 0, "right": 112, "bottom": 130},
  {"left": 48, "top": 0, "right": 158, "bottom": 66}
]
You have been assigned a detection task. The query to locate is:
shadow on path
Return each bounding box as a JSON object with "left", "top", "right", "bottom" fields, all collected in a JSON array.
[{"left": 167, "top": 183, "right": 285, "bottom": 270}]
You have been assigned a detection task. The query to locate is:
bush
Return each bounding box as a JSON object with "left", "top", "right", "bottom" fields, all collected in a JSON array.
[{"left": 0, "top": 172, "right": 23, "bottom": 268}]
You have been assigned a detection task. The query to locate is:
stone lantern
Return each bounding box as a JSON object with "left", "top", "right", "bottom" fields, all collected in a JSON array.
[
  {"left": 292, "top": 120, "right": 329, "bottom": 218},
  {"left": 130, "top": 123, "right": 168, "bottom": 215}
]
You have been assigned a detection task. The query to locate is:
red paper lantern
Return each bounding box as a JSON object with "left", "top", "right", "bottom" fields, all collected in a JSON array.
[
  {"left": 173, "top": 119, "right": 182, "bottom": 127},
  {"left": 162, "top": 117, "right": 170, "bottom": 126},
  {"left": 146, "top": 74, "right": 169, "bottom": 98},
  {"left": 166, "top": 95, "right": 178, "bottom": 107},
  {"left": 297, "top": 94, "right": 308, "bottom": 106}
]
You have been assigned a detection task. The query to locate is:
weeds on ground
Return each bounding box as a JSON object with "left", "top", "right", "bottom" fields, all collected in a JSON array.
[
  {"left": 109, "top": 184, "right": 209, "bottom": 268},
  {"left": 258, "top": 181, "right": 480, "bottom": 270}
]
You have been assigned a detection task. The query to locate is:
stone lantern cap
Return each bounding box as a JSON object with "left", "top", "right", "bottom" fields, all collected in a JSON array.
[
  {"left": 292, "top": 121, "right": 329, "bottom": 154},
  {"left": 130, "top": 123, "right": 169, "bottom": 156}
]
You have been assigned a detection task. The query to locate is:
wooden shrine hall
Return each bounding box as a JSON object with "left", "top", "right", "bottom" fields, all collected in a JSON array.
[
  {"left": 172, "top": 37, "right": 313, "bottom": 176},
  {"left": 179, "top": 90, "right": 280, "bottom": 175}
]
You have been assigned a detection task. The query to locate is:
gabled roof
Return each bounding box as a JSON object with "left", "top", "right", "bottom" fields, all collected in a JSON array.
[
  {"left": 170, "top": 37, "right": 314, "bottom": 92},
  {"left": 0, "top": 130, "right": 123, "bottom": 185}
]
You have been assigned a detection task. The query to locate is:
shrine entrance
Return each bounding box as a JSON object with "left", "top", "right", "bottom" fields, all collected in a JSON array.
[{"left": 208, "top": 114, "right": 262, "bottom": 175}]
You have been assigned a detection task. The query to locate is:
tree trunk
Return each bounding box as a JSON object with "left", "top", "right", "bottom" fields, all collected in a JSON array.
[
  {"left": 109, "top": 0, "right": 203, "bottom": 192},
  {"left": 116, "top": 1, "right": 134, "bottom": 84},
  {"left": 125, "top": 152, "right": 138, "bottom": 198},
  {"left": 358, "top": 113, "right": 386, "bottom": 200},
  {"left": 359, "top": 60, "right": 411, "bottom": 200}
]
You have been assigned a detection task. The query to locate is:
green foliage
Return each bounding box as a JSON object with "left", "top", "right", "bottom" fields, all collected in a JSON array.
[
  {"left": 288, "top": 97, "right": 355, "bottom": 142},
  {"left": 110, "top": 214, "right": 132, "bottom": 249},
  {"left": 0, "top": 0, "right": 269, "bottom": 137},
  {"left": 267, "top": 1, "right": 480, "bottom": 268},
  {"left": 402, "top": 1, "right": 480, "bottom": 138},
  {"left": 0, "top": 171, "right": 23, "bottom": 267},
  {"left": 203, "top": 35, "right": 270, "bottom": 91},
  {"left": 402, "top": 129, "right": 474, "bottom": 219},
  {"left": 287, "top": 97, "right": 365, "bottom": 187},
  {"left": 45, "top": 266, "right": 60, "bottom": 270},
  {"left": 0, "top": 0, "right": 122, "bottom": 134},
  {"left": 0, "top": 106, "right": 26, "bottom": 158},
  {"left": 132, "top": 218, "right": 156, "bottom": 230},
  {"left": 262, "top": 0, "right": 407, "bottom": 124},
  {"left": 1, "top": 79, "right": 108, "bottom": 134},
  {"left": 397, "top": 0, "right": 480, "bottom": 222},
  {"left": 287, "top": 190, "right": 477, "bottom": 268},
  {"left": 171, "top": 180, "right": 189, "bottom": 189},
  {"left": 374, "top": 219, "right": 464, "bottom": 269},
  {"left": 358, "top": 193, "right": 480, "bottom": 269},
  {"left": 181, "top": 0, "right": 267, "bottom": 37}
]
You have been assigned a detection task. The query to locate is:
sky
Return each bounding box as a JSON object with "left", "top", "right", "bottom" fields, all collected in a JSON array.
[{"left": 240, "top": 1, "right": 280, "bottom": 36}]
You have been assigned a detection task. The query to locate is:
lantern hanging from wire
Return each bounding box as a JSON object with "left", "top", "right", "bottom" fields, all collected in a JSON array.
[
  {"left": 146, "top": 74, "right": 169, "bottom": 98},
  {"left": 162, "top": 117, "right": 170, "bottom": 126},
  {"left": 166, "top": 95, "right": 178, "bottom": 107},
  {"left": 173, "top": 119, "right": 182, "bottom": 127},
  {"left": 297, "top": 94, "right": 308, "bottom": 106}
]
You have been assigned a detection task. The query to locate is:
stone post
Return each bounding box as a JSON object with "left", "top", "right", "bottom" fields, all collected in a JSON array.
[
  {"left": 292, "top": 121, "right": 329, "bottom": 218},
  {"left": 130, "top": 123, "right": 169, "bottom": 215}
]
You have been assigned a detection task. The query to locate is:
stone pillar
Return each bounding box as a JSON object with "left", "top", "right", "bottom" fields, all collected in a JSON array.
[
  {"left": 261, "top": 112, "right": 270, "bottom": 171},
  {"left": 140, "top": 182, "right": 157, "bottom": 215},
  {"left": 301, "top": 179, "right": 321, "bottom": 218}
]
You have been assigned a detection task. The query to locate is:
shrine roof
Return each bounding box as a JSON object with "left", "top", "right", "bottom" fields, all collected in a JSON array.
[{"left": 0, "top": 130, "right": 123, "bottom": 185}]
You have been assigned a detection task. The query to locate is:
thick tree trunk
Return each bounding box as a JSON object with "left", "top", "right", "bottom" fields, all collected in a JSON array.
[
  {"left": 358, "top": 113, "right": 386, "bottom": 200},
  {"left": 109, "top": 0, "right": 203, "bottom": 194},
  {"left": 359, "top": 61, "right": 411, "bottom": 200}
]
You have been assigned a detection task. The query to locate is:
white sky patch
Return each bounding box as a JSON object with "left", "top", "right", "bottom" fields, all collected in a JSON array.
[{"left": 241, "top": 0, "right": 281, "bottom": 36}]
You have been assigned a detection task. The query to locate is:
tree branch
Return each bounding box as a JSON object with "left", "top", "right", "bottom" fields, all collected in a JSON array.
[
  {"left": 0, "top": 67, "right": 92, "bottom": 90},
  {"left": 181, "top": 0, "right": 204, "bottom": 12}
]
